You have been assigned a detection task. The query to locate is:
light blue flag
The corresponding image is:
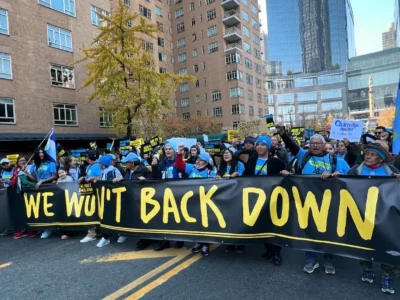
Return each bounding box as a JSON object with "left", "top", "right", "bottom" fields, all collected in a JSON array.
[
  {"left": 392, "top": 73, "right": 400, "bottom": 155},
  {"left": 44, "top": 128, "right": 57, "bottom": 163}
]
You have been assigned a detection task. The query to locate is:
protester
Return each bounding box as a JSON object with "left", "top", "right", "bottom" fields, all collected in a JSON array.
[
  {"left": 228, "top": 138, "right": 240, "bottom": 153},
  {"left": 275, "top": 124, "right": 350, "bottom": 274},
  {"left": 324, "top": 143, "right": 335, "bottom": 155},
  {"left": 271, "top": 136, "right": 289, "bottom": 163},
  {"left": 79, "top": 150, "right": 102, "bottom": 244},
  {"left": 187, "top": 145, "right": 200, "bottom": 164},
  {"left": 347, "top": 142, "right": 400, "bottom": 295},
  {"left": 0, "top": 158, "right": 14, "bottom": 188},
  {"left": 64, "top": 156, "right": 79, "bottom": 181},
  {"left": 336, "top": 139, "right": 360, "bottom": 167},
  {"left": 57, "top": 168, "right": 73, "bottom": 183}
]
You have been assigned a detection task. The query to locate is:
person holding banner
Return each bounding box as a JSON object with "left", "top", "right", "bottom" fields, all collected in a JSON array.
[
  {"left": 243, "top": 136, "right": 287, "bottom": 266},
  {"left": 347, "top": 142, "right": 400, "bottom": 295},
  {"left": 275, "top": 124, "right": 350, "bottom": 275},
  {"left": 0, "top": 158, "right": 14, "bottom": 188},
  {"left": 64, "top": 156, "right": 79, "bottom": 182}
]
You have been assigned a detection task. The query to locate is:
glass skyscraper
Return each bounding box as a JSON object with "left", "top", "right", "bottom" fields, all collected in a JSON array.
[{"left": 266, "top": 0, "right": 355, "bottom": 75}]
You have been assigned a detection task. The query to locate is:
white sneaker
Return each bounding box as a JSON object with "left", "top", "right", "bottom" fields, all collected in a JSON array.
[
  {"left": 80, "top": 235, "right": 97, "bottom": 243},
  {"left": 96, "top": 238, "right": 110, "bottom": 248},
  {"left": 40, "top": 230, "right": 52, "bottom": 239},
  {"left": 117, "top": 236, "right": 128, "bottom": 243}
]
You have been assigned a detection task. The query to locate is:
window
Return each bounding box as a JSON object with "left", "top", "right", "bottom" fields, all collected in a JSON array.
[
  {"left": 232, "top": 104, "right": 245, "bottom": 114},
  {"left": 252, "top": 18, "right": 258, "bottom": 29},
  {"left": 207, "top": 25, "right": 217, "bottom": 37},
  {"left": 99, "top": 108, "right": 113, "bottom": 128},
  {"left": 256, "top": 78, "right": 262, "bottom": 88},
  {"left": 245, "top": 58, "right": 252, "bottom": 69},
  {"left": 177, "top": 38, "right": 186, "bottom": 48},
  {"left": 142, "top": 41, "right": 154, "bottom": 52},
  {"left": 206, "top": 0, "right": 215, "bottom": 4},
  {"left": 208, "top": 41, "right": 218, "bottom": 53},
  {"left": 226, "top": 70, "right": 243, "bottom": 81},
  {"left": 192, "top": 49, "right": 198, "bottom": 57},
  {"left": 177, "top": 23, "right": 185, "bottom": 33},
  {"left": 53, "top": 104, "right": 78, "bottom": 126},
  {"left": 183, "top": 112, "right": 190, "bottom": 120},
  {"left": 139, "top": 5, "right": 152, "bottom": 19},
  {"left": 194, "top": 64, "right": 199, "bottom": 73},
  {"left": 246, "top": 74, "right": 253, "bottom": 85},
  {"left": 178, "top": 53, "right": 187, "bottom": 62},
  {"left": 158, "top": 37, "right": 165, "bottom": 47},
  {"left": 255, "top": 63, "right": 262, "bottom": 74},
  {"left": 213, "top": 107, "right": 222, "bottom": 117},
  {"left": 204, "top": 78, "right": 207, "bottom": 86},
  {"left": 241, "top": 0, "right": 248, "bottom": 6},
  {"left": 157, "top": 22, "right": 164, "bottom": 32},
  {"left": 195, "top": 80, "right": 200, "bottom": 88},
  {"left": 158, "top": 53, "right": 166, "bottom": 62},
  {"left": 249, "top": 106, "right": 254, "bottom": 116},
  {"left": 191, "top": 18, "right": 196, "bottom": 26},
  {"left": 225, "top": 53, "right": 241, "bottom": 64},
  {"left": 212, "top": 91, "right": 221, "bottom": 101},
  {"left": 190, "top": 2, "right": 195, "bottom": 11},
  {"left": 202, "top": 62, "right": 206, "bottom": 70},
  {"left": 180, "top": 83, "right": 188, "bottom": 92},
  {"left": 91, "top": 6, "right": 109, "bottom": 27},
  {"left": 197, "top": 111, "right": 201, "bottom": 116},
  {"left": 230, "top": 87, "right": 244, "bottom": 98},
  {"left": 0, "top": 53, "right": 12, "bottom": 79},
  {"left": 241, "top": 11, "right": 249, "bottom": 22},
  {"left": 204, "top": 93, "right": 208, "bottom": 102},
  {"left": 155, "top": 7, "right": 163, "bottom": 17},
  {"left": 253, "top": 48, "right": 260, "bottom": 59},
  {"left": 195, "top": 95, "right": 200, "bottom": 103},
  {"left": 243, "top": 26, "right": 250, "bottom": 38},
  {"left": 175, "top": 8, "right": 184, "bottom": 18},
  {"left": 201, "top": 46, "right": 205, "bottom": 54},
  {"left": 50, "top": 64, "right": 75, "bottom": 88},
  {"left": 257, "top": 93, "right": 262, "bottom": 103},
  {"left": 192, "top": 33, "right": 197, "bottom": 41},
  {"left": 250, "top": 3, "right": 257, "bottom": 14},
  {"left": 39, "top": 0, "right": 76, "bottom": 17},
  {"left": 244, "top": 42, "right": 251, "bottom": 53},
  {"left": 179, "top": 68, "right": 187, "bottom": 75},
  {"left": 47, "top": 24, "right": 72, "bottom": 52},
  {"left": 258, "top": 108, "right": 263, "bottom": 117},
  {"left": 123, "top": 0, "right": 131, "bottom": 8},
  {"left": 0, "top": 8, "right": 9, "bottom": 35},
  {"left": 232, "top": 121, "right": 240, "bottom": 130},
  {"left": 248, "top": 90, "right": 253, "bottom": 101},
  {"left": 207, "top": 9, "right": 216, "bottom": 21},
  {"left": 0, "top": 98, "right": 15, "bottom": 124},
  {"left": 181, "top": 98, "right": 189, "bottom": 107},
  {"left": 253, "top": 33, "right": 259, "bottom": 44},
  {"left": 159, "top": 68, "right": 167, "bottom": 73}
]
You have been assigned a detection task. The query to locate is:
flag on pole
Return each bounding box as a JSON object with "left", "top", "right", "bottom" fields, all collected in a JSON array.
[
  {"left": 392, "top": 74, "right": 400, "bottom": 155},
  {"left": 45, "top": 128, "right": 57, "bottom": 163}
]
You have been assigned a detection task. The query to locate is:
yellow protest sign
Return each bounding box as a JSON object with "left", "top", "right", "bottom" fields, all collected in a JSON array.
[
  {"left": 227, "top": 130, "right": 241, "bottom": 142},
  {"left": 130, "top": 138, "right": 144, "bottom": 148},
  {"left": 6, "top": 154, "right": 19, "bottom": 165}
]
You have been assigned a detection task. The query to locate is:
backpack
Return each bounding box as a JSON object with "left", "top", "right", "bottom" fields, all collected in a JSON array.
[{"left": 296, "top": 152, "right": 337, "bottom": 174}]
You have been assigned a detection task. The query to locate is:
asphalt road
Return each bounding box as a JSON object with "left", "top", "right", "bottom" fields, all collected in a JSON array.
[{"left": 0, "top": 233, "right": 397, "bottom": 300}]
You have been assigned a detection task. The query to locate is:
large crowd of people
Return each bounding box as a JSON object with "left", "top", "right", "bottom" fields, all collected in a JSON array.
[{"left": 1, "top": 124, "right": 399, "bottom": 295}]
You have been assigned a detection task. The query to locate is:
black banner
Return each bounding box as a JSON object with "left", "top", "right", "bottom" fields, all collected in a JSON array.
[{"left": 3, "top": 177, "right": 400, "bottom": 265}]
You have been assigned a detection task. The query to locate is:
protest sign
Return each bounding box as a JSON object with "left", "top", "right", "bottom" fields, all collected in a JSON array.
[
  {"left": 330, "top": 119, "right": 364, "bottom": 142},
  {"left": 6, "top": 154, "right": 19, "bottom": 165},
  {"left": 265, "top": 114, "right": 275, "bottom": 128},
  {"left": 227, "top": 130, "right": 241, "bottom": 142}
]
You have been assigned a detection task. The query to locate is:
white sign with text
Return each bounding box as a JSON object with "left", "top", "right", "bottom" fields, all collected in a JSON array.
[{"left": 329, "top": 119, "right": 364, "bottom": 142}]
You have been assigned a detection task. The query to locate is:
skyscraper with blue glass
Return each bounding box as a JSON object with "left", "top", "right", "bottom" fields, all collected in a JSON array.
[{"left": 266, "top": 0, "right": 355, "bottom": 75}]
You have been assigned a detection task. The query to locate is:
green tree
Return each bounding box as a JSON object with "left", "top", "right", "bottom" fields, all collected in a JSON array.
[{"left": 74, "top": 0, "right": 194, "bottom": 138}]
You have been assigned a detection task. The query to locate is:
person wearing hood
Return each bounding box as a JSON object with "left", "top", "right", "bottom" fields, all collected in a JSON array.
[
  {"left": 347, "top": 142, "right": 400, "bottom": 295},
  {"left": 237, "top": 137, "right": 256, "bottom": 159},
  {"left": 243, "top": 136, "right": 287, "bottom": 266},
  {"left": 187, "top": 145, "right": 201, "bottom": 164}
]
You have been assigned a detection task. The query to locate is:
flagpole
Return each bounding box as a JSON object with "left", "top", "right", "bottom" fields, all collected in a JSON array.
[{"left": 26, "top": 128, "right": 54, "bottom": 165}]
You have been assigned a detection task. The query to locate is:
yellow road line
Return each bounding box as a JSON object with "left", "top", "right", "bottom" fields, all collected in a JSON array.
[
  {"left": 0, "top": 262, "right": 12, "bottom": 269},
  {"left": 124, "top": 245, "right": 219, "bottom": 300}
]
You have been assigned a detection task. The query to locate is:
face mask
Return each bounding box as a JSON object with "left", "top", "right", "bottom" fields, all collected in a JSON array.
[
  {"left": 196, "top": 163, "right": 206, "bottom": 169},
  {"left": 133, "top": 161, "right": 141, "bottom": 166}
]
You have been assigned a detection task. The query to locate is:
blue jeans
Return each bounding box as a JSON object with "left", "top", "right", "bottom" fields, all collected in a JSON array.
[{"left": 305, "top": 251, "right": 333, "bottom": 263}]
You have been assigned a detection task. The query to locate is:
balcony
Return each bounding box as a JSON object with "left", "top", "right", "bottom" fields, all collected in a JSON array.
[
  {"left": 223, "top": 26, "right": 241, "bottom": 42},
  {"left": 222, "top": 10, "right": 241, "bottom": 26},
  {"left": 224, "top": 42, "right": 242, "bottom": 52},
  {"left": 221, "top": 0, "right": 240, "bottom": 10}
]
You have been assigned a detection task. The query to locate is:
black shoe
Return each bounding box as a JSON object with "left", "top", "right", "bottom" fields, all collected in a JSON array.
[
  {"left": 225, "top": 245, "right": 235, "bottom": 253},
  {"left": 154, "top": 240, "right": 170, "bottom": 251},
  {"left": 201, "top": 245, "right": 209, "bottom": 257},
  {"left": 236, "top": 245, "right": 245, "bottom": 254},
  {"left": 136, "top": 239, "right": 150, "bottom": 251},
  {"left": 262, "top": 250, "right": 273, "bottom": 260},
  {"left": 175, "top": 241, "right": 184, "bottom": 249},
  {"left": 273, "top": 253, "right": 282, "bottom": 266},
  {"left": 192, "top": 243, "right": 202, "bottom": 253}
]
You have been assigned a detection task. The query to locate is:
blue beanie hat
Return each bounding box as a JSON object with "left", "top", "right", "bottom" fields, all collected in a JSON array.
[
  {"left": 99, "top": 155, "right": 112, "bottom": 168},
  {"left": 164, "top": 141, "right": 177, "bottom": 152},
  {"left": 198, "top": 152, "right": 210, "bottom": 163},
  {"left": 256, "top": 136, "right": 271, "bottom": 149}
]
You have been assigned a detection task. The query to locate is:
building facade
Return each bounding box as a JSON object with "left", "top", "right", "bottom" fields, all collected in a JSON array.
[
  {"left": 266, "top": 0, "right": 355, "bottom": 75},
  {"left": 396, "top": 0, "right": 400, "bottom": 47},
  {"left": 382, "top": 22, "right": 397, "bottom": 50},
  {"left": 347, "top": 48, "right": 400, "bottom": 121}
]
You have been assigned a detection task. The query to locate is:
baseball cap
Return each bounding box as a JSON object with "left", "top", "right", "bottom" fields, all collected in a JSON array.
[
  {"left": 0, "top": 158, "right": 10, "bottom": 164},
  {"left": 121, "top": 152, "right": 140, "bottom": 163},
  {"left": 86, "top": 150, "right": 98, "bottom": 161}
]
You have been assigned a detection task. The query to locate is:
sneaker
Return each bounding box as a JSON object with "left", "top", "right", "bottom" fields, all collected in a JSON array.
[
  {"left": 28, "top": 231, "right": 38, "bottom": 238},
  {"left": 225, "top": 245, "right": 235, "bottom": 253},
  {"left": 80, "top": 235, "right": 97, "bottom": 243},
  {"left": 174, "top": 241, "right": 184, "bottom": 249},
  {"left": 117, "top": 236, "right": 128, "bottom": 243},
  {"left": 381, "top": 276, "right": 395, "bottom": 295},
  {"left": 40, "top": 230, "right": 52, "bottom": 239},
  {"left": 192, "top": 243, "right": 202, "bottom": 253},
  {"left": 236, "top": 245, "right": 245, "bottom": 254},
  {"left": 201, "top": 245, "right": 209, "bottom": 257},
  {"left": 136, "top": 239, "right": 151, "bottom": 251},
  {"left": 361, "top": 270, "right": 375, "bottom": 284},
  {"left": 13, "top": 231, "right": 28, "bottom": 239},
  {"left": 303, "top": 261, "right": 319, "bottom": 274},
  {"left": 273, "top": 253, "right": 282, "bottom": 266},
  {"left": 96, "top": 237, "right": 110, "bottom": 248},
  {"left": 324, "top": 261, "right": 336, "bottom": 275},
  {"left": 154, "top": 240, "right": 170, "bottom": 252},
  {"left": 61, "top": 235, "right": 70, "bottom": 240}
]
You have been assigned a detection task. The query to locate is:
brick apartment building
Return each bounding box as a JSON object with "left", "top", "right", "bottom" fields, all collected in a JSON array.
[{"left": 0, "top": 0, "right": 265, "bottom": 152}]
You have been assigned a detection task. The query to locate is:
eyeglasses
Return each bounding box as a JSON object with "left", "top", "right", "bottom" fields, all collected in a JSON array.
[
  {"left": 375, "top": 131, "right": 383, "bottom": 135},
  {"left": 1, "top": 163, "right": 9, "bottom": 166},
  {"left": 310, "top": 142, "right": 323, "bottom": 146}
]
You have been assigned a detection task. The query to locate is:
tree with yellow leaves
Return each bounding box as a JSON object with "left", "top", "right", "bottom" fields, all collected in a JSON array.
[
  {"left": 74, "top": 1, "right": 194, "bottom": 138},
  {"left": 377, "top": 106, "right": 395, "bottom": 127}
]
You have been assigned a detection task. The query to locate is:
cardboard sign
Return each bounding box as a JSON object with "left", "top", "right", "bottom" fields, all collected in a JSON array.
[
  {"left": 227, "top": 130, "right": 241, "bottom": 142},
  {"left": 329, "top": 119, "right": 364, "bottom": 142},
  {"left": 89, "top": 141, "right": 97, "bottom": 149},
  {"left": 6, "top": 154, "right": 19, "bottom": 165}
]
